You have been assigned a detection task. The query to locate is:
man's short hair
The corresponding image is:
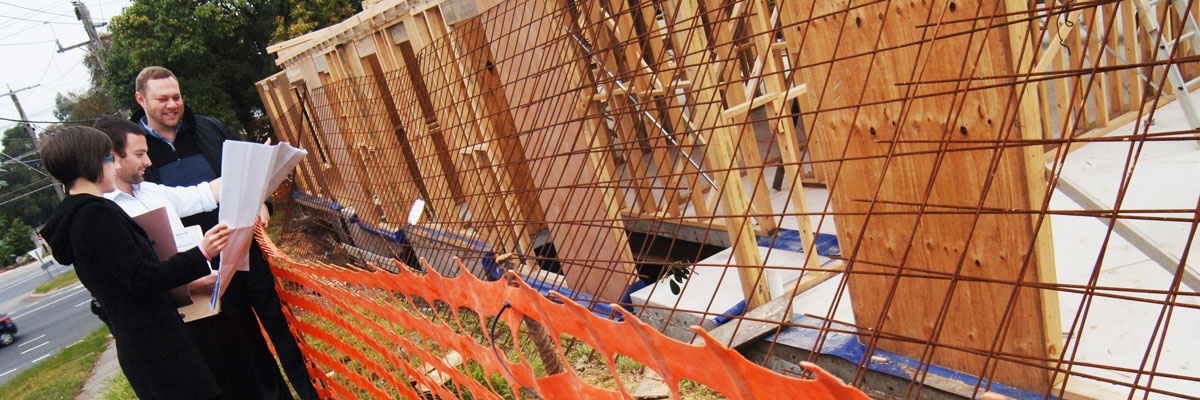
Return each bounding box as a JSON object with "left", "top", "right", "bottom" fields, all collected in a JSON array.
[
  {"left": 135, "top": 66, "right": 177, "bottom": 94},
  {"left": 40, "top": 126, "right": 113, "bottom": 190},
  {"left": 93, "top": 116, "right": 146, "bottom": 157}
]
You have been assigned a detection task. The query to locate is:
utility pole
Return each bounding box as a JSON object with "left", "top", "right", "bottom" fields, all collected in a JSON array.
[
  {"left": 57, "top": 1, "right": 107, "bottom": 59},
  {"left": 3, "top": 84, "right": 65, "bottom": 200},
  {"left": 3, "top": 84, "right": 38, "bottom": 146}
]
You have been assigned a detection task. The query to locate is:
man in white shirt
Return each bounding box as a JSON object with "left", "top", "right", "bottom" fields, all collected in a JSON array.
[
  {"left": 94, "top": 116, "right": 277, "bottom": 399},
  {"left": 100, "top": 119, "right": 222, "bottom": 290}
]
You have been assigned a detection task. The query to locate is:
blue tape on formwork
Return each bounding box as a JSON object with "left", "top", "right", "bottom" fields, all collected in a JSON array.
[
  {"left": 522, "top": 276, "right": 622, "bottom": 321},
  {"left": 405, "top": 224, "right": 490, "bottom": 249},
  {"left": 756, "top": 228, "right": 841, "bottom": 257},
  {"left": 352, "top": 220, "right": 406, "bottom": 244},
  {"left": 402, "top": 224, "right": 622, "bottom": 318},
  {"left": 291, "top": 192, "right": 342, "bottom": 211},
  {"left": 618, "top": 280, "right": 649, "bottom": 313},
  {"left": 769, "top": 316, "right": 1054, "bottom": 400},
  {"left": 708, "top": 229, "right": 842, "bottom": 326},
  {"left": 402, "top": 225, "right": 498, "bottom": 280},
  {"left": 711, "top": 300, "right": 748, "bottom": 326},
  {"left": 482, "top": 252, "right": 501, "bottom": 281}
]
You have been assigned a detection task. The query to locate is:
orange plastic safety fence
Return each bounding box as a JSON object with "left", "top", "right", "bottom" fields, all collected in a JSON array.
[{"left": 257, "top": 230, "right": 868, "bottom": 399}]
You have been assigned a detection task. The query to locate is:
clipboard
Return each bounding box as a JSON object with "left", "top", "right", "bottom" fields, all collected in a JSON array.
[
  {"left": 175, "top": 225, "right": 220, "bottom": 322},
  {"left": 130, "top": 207, "right": 193, "bottom": 307}
]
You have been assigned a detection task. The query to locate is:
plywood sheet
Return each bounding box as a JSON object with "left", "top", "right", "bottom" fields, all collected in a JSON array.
[
  {"left": 480, "top": 0, "right": 635, "bottom": 302},
  {"left": 793, "top": 0, "right": 1058, "bottom": 392}
]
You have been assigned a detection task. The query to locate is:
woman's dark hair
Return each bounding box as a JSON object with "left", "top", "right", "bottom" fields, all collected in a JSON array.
[{"left": 39, "top": 125, "right": 113, "bottom": 190}]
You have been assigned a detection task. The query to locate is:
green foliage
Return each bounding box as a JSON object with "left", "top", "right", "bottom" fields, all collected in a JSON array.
[
  {"left": 271, "top": 0, "right": 359, "bottom": 43},
  {"left": 0, "top": 126, "right": 58, "bottom": 227},
  {"left": 664, "top": 261, "right": 694, "bottom": 295},
  {"left": 54, "top": 88, "right": 120, "bottom": 124},
  {"left": 99, "top": 0, "right": 361, "bottom": 137},
  {"left": 0, "top": 214, "right": 37, "bottom": 267}
]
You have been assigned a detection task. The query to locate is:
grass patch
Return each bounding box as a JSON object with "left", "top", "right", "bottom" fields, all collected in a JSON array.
[
  {"left": 33, "top": 269, "right": 79, "bottom": 294},
  {"left": 99, "top": 375, "right": 134, "bottom": 400},
  {"left": 0, "top": 326, "right": 110, "bottom": 399}
]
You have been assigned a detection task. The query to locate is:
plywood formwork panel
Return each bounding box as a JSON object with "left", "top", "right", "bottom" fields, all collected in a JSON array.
[
  {"left": 449, "top": 16, "right": 548, "bottom": 253},
  {"left": 382, "top": 33, "right": 465, "bottom": 226},
  {"left": 286, "top": 76, "right": 359, "bottom": 205},
  {"left": 257, "top": 74, "right": 324, "bottom": 198},
  {"left": 411, "top": 12, "right": 510, "bottom": 251},
  {"left": 325, "top": 41, "right": 429, "bottom": 227},
  {"left": 307, "top": 68, "right": 383, "bottom": 225},
  {"left": 480, "top": 0, "right": 636, "bottom": 302},
  {"left": 792, "top": 0, "right": 1059, "bottom": 392}
]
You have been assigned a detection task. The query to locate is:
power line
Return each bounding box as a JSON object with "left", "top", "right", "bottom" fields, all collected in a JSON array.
[
  {"left": 0, "top": 115, "right": 98, "bottom": 125},
  {"left": 0, "top": 14, "right": 77, "bottom": 25},
  {"left": 0, "top": 182, "right": 56, "bottom": 207},
  {"left": 0, "top": 21, "right": 41, "bottom": 41},
  {"left": 0, "top": 1, "right": 73, "bottom": 18},
  {"left": 0, "top": 40, "right": 56, "bottom": 46}
]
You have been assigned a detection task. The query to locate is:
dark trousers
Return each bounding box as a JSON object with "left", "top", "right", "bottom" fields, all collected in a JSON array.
[
  {"left": 187, "top": 312, "right": 266, "bottom": 400},
  {"left": 222, "top": 244, "right": 320, "bottom": 400}
]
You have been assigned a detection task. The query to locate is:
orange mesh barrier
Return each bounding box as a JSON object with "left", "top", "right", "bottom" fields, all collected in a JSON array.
[{"left": 257, "top": 229, "right": 868, "bottom": 399}]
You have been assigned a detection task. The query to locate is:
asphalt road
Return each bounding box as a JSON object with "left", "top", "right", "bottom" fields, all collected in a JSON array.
[{"left": 0, "top": 260, "right": 102, "bottom": 386}]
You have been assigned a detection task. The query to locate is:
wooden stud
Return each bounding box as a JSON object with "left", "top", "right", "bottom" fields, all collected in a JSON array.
[
  {"left": 1004, "top": 0, "right": 1064, "bottom": 386},
  {"left": 662, "top": 0, "right": 771, "bottom": 309}
]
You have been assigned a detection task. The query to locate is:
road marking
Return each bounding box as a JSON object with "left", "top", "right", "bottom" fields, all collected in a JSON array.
[
  {"left": 31, "top": 354, "right": 51, "bottom": 363},
  {"left": 75, "top": 300, "right": 91, "bottom": 307},
  {"left": 0, "top": 368, "right": 15, "bottom": 377},
  {"left": 17, "top": 335, "right": 45, "bottom": 346},
  {"left": 0, "top": 265, "right": 69, "bottom": 293},
  {"left": 19, "top": 341, "right": 48, "bottom": 355},
  {"left": 13, "top": 286, "right": 89, "bottom": 319}
]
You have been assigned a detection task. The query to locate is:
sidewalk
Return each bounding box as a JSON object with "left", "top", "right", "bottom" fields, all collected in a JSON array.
[{"left": 75, "top": 338, "right": 119, "bottom": 400}]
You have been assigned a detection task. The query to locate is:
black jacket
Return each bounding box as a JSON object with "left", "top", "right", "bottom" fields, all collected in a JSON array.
[
  {"left": 132, "top": 107, "right": 244, "bottom": 230},
  {"left": 40, "top": 194, "right": 220, "bottom": 400},
  {"left": 132, "top": 107, "right": 241, "bottom": 187}
]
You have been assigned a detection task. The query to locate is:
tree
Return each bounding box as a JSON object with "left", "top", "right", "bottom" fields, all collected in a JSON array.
[
  {"left": 0, "top": 216, "right": 35, "bottom": 267},
  {"left": 99, "top": 0, "right": 360, "bottom": 138},
  {"left": 55, "top": 88, "right": 121, "bottom": 125},
  {"left": 0, "top": 126, "right": 58, "bottom": 227}
]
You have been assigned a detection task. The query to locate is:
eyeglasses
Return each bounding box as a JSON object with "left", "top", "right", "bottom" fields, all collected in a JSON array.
[{"left": 102, "top": 155, "right": 115, "bottom": 163}]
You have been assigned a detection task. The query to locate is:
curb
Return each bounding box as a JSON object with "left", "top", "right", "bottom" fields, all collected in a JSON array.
[{"left": 75, "top": 337, "right": 119, "bottom": 400}]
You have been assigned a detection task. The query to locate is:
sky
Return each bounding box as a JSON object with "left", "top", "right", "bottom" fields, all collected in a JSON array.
[{"left": 0, "top": 0, "right": 132, "bottom": 149}]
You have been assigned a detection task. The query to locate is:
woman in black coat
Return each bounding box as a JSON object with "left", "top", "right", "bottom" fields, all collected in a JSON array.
[{"left": 38, "top": 126, "right": 231, "bottom": 400}]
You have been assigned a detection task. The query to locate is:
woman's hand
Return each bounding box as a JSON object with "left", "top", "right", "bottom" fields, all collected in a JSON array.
[{"left": 200, "top": 224, "right": 231, "bottom": 258}]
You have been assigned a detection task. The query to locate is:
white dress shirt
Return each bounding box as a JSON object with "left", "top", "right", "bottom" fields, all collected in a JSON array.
[{"left": 104, "top": 181, "right": 217, "bottom": 234}]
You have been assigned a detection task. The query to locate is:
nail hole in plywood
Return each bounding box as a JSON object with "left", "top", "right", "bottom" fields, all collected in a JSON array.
[
  {"left": 959, "top": 126, "right": 968, "bottom": 136},
  {"left": 869, "top": 127, "right": 877, "bottom": 136},
  {"left": 856, "top": 16, "right": 862, "bottom": 27},
  {"left": 949, "top": 2, "right": 957, "bottom": 12}
]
